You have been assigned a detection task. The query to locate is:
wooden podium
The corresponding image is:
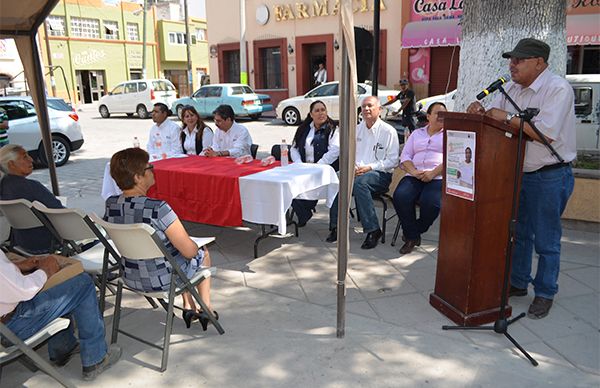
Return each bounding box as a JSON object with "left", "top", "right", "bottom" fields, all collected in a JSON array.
[{"left": 430, "top": 112, "right": 526, "bottom": 326}]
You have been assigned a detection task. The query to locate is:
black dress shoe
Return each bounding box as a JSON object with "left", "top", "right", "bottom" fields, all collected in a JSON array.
[
  {"left": 361, "top": 229, "right": 382, "bottom": 249},
  {"left": 399, "top": 239, "right": 419, "bottom": 254},
  {"left": 326, "top": 228, "right": 337, "bottom": 243},
  {"left": 508, "top": 285, "right": 528, "bottom": 297},
  {"left": 527, "top": 296, "right": 553, "bottom": 319},
  {"left": 402, "top": 235, "right": 421, "bottom": 246}
]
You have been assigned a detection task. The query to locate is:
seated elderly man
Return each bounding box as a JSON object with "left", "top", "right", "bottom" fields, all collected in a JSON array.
[
  {"left": 0, "top": 144, "right": 63, "bottom": 254},
  {"left": 0, "top": 250, "right": 121, "bottom": 381},
  {"left": 203, "top": 104, "right": 252, "bottom": 158}
]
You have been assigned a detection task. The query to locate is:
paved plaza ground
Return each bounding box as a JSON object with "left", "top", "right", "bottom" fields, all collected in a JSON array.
[{"left": 2, "top": 105, "right": 599, "bottom": 387}]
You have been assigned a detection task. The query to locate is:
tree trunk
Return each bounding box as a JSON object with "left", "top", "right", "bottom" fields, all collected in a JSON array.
[{"left": 454, "top": 0, "right": 567, "bottom": 111}]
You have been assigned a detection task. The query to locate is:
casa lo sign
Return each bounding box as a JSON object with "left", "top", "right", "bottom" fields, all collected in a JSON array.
[{"left": 273, "top": 0, "right": 387, "bottom": 22}]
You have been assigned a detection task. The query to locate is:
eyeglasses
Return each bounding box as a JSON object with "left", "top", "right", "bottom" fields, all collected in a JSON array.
[
  {"left": 509, "top": 57, "right": 536, "bottom": 65},
  {"left": 144, "top": 164, "right": 154, "bottom": 171}
]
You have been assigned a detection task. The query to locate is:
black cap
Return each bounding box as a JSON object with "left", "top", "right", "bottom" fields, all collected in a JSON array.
[{"left": 502, "top": 38, "right": 550, "bottom": 62}]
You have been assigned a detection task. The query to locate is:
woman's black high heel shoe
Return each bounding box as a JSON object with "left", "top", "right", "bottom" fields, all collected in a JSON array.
[
  {"left": 182, "top": 309, "right": 198, "bottom": 329},
  {"left": 198, "top": 311, "right": 219, "bottom": 331}
]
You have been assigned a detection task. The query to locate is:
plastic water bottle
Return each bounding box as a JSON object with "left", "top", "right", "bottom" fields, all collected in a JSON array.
[
  {"left": 280, "top": 139, "right": 289, "bottom": 166},
  {"left": 133, "top": 136, "right": 140, "bottom": 148},
  {"left": 154, "top": 132, "right": 167, "bottom": 159}
]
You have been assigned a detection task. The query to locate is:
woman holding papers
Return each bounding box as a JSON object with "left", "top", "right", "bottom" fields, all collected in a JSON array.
[
  {"left": 179, "top": 105, "right": 214, "bottom": 155},
  {"left": 104, "top": 147, "right": 217, "bottom": 330},
  {"left": 393, "top": 102, "right": 446, "bottom": 255},
  {"left": 290, "top": 100, "right": 340, "bottom": 226}
]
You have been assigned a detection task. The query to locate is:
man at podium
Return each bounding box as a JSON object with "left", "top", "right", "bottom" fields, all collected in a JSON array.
[{"left": 467, "top": 38, "right": 576, "bottom": 319}]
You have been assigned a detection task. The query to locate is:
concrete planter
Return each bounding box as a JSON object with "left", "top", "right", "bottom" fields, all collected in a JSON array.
[{"left": 563, "top": 169, "right": 600, "bottom": 223}]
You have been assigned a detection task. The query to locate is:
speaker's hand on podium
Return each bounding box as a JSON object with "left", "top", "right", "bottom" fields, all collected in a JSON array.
[{"left": 467, "top": 101, "right": 485, "bottom": 115}]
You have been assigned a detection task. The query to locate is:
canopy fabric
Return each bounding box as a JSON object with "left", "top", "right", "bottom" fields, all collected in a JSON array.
[
  {"left": 402, "top": 14, "right": 600, "bottom": 48},
  {"left": 401, "top": 18, "right": 461, "bottom": 48},
  {"left": 0, "top": 0, "right": 61, "bottom": 195},
  {"left": 567, "top": 14, "right": 600, "bottom": 46}
]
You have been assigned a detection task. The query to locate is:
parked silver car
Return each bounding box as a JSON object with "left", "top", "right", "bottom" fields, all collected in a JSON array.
[{"left": 0, "top": 96, "right": 84, "bottom": 166}]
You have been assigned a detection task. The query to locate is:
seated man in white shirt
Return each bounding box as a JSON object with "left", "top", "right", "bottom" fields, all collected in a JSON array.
[
  {"left": 203, "top": 104, "right": 252, "bottom": 158},
  {"left": 327, "top": 96, "right": 400, "bottom": 249},
  {"left": 0, "top": 250, "right": 121, "bottom": 381},
  {"left": 146, "top": 103, "right": 182, "bottom": 160}
]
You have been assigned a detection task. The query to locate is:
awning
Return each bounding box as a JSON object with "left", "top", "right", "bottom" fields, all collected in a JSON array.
[
  {"left": 401, "top": 18, "right": 461, "bottom": 48},
  {"left": 567, "top": 14, "right": 600, "bottom": 46},
  {"left": 402, "top": 14, "right": 600, "bottom": 48}
]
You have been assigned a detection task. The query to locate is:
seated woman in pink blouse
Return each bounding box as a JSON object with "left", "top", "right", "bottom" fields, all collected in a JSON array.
[{"left": 393, "top": 102, "right": 446, "bottom": 254}]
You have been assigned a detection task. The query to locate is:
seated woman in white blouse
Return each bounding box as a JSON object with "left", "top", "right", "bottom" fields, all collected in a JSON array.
[
  {"left": 179, "top": 105, "right": 214, "bottom": 155},
  {"left": 290, "top": 100, "right": 339, "bottom": 226}
]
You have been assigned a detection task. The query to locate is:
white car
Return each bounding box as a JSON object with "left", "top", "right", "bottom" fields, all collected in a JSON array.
[
  {"left": 0, "top": 96, "right": 84, "bottom": 166},
  {"left": 417, "top": 89, "right": 457, "bottom": 112},
  {"left": 98, "top": 79, "right": 178, "bottom": 119},
  {"left": 276, "top": 81, "right": 401, "bottom": 125}
]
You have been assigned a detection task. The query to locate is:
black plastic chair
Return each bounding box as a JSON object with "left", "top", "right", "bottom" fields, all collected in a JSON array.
[{"left": 270, "top": 144, "right": 292, "bottom": 162}]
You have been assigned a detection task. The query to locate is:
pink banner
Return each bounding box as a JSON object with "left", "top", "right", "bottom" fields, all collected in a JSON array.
[{"left": 409, "top": 48, "right": 430, "bottom": 84}]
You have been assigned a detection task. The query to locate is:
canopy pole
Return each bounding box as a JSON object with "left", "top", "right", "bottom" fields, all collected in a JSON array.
[{"left": 29, "top": 32, "right": 59, "bottom": 195}]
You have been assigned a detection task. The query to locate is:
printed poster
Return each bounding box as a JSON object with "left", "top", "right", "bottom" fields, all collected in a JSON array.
[{"left": 446, "top": 130, "right": 475, "bottom": 201}]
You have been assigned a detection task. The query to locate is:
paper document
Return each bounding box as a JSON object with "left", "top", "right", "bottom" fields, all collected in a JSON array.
[{"left": 190, "top": 236, "right": 216, "bottom": 248}]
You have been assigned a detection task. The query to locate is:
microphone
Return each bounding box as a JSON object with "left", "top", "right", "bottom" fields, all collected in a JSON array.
[{"left": 476, "top": 75, "right": 511, "bottom": 100}]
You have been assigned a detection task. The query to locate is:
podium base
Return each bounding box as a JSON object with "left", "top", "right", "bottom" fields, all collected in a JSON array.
[{"left": 429, "top": 293, "right": 512, "bottom": 326}]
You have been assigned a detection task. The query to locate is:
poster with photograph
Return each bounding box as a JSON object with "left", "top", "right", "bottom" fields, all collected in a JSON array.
[{"left": 446, "top": 130, "right": 476, "bottom": 201}]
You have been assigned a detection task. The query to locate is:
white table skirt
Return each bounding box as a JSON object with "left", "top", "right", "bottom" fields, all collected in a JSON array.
[{"left": 239, "top": 163, "right": 339, "bottom": 234}]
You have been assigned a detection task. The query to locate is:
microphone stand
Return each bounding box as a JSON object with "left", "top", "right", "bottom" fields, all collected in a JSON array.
[{"left": 441, "top": 85, "right": 567, "bottom": 367}]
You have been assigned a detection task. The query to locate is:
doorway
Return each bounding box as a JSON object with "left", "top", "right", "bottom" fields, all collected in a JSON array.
[
  {"left": 76, "top": 70, "right": 105, "bottom": 104},
  {"left": 355, "top": 27, "right": 374, "bottom": 83},
  {"left": 304, "top": 43, "right": 326, "bottom": 92}
]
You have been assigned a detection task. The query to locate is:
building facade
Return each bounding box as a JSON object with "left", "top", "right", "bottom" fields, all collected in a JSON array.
[
  {"left": 207, "top": 0, "right": 599, "bottom": 107},
  {"left": 34, "top": 0, "right": 209, "bottom": 105},
  {"left": 207, "top": 0, "right": 404, "bottom": 107}
]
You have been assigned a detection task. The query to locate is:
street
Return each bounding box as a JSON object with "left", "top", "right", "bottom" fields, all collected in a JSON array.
[{"left": 30, "top": 104, "right": 297, "bottom": 215}]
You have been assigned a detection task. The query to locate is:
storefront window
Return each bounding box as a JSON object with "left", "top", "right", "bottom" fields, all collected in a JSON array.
[{"left": 259, "top": 47, "right": 282, "bottom": 89}]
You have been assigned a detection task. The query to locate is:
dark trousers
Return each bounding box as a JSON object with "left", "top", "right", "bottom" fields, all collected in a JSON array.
[
  {"left": 392, "top": 176, "right": 442, "bottom": 240},
  {"left": 291, "top": 199, "right": 318, "bottom": 225}
]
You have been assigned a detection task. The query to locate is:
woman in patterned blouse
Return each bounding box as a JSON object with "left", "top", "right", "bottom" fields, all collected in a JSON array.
[{"left": 104, "top": 147, "right": 218, "bottom": 330}]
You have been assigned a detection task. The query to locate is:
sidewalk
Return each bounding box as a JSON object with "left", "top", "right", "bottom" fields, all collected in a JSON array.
[{"left": 4, "top": 157, "right": 599, "bottom": 387}]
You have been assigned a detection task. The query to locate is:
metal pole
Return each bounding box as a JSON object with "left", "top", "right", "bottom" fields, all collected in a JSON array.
[
  {"left": 42, "top": 21, "right": 57, "bottom": 97},
  {"left": 184, "top": 0, "right": 193, "bottom": 95},
  {"left": 371, "top": 0, "right": 380, "bottom": 96},
  {"left": 239, "top": 0, "right": 248, "bottom": 85},
  {"left": 142, "top": 0, "right": 147, "bottom": 79},
  {"left": 336, "top": 42, "right": 352, "bottom": 339},
  {"left": 30, "top": 33, "right": 59, "bottom": 195}
]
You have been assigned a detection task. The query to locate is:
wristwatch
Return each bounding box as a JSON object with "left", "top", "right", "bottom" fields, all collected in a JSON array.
[{"left": 505, "top": 112, "right": 517, "bottom": 124}]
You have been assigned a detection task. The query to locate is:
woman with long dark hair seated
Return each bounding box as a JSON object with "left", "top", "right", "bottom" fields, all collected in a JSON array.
[
  {"left": 393, "top": 102, "right": 447, "bottom": 254},
  {"left": 289, "top": 100, "right": 339, "bottom": 226},
  {"left": 104, "top": 147, "right": 217, "bottom": 330},
  {"left": 180, "top": 105, "right": 214, "bottom": 155}
]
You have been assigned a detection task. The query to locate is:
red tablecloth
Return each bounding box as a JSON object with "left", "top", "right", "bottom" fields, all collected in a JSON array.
[{"left": 147, "top": 156, "right": 280, "bottom": 226}]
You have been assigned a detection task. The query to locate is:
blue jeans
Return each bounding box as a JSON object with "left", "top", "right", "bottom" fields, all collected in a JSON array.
[
  {"left": 6, "top": 272, "right": 107, "bottom": 367},
  {"left": 392, "top": 176, "right": 442, "bottom": 240},
  {"left": 510, "top": 165, "right": 574, "bottom": 299},
  {"left": 329, "top": 170, "right": 392, "bottom": 233}
]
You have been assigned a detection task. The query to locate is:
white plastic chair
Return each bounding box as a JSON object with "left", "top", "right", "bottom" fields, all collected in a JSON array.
[
  {"left": 31, "top": 202, "right": 122, "bottom": 312},
  {"left": 0, "top": 318, "right": 75, "bottom": 388},
  {"left": 0, "top": 199, "right": 62, "bottom": 255},
  {"left": 90, "top": 214, "right": 223, "bottom": 372}
]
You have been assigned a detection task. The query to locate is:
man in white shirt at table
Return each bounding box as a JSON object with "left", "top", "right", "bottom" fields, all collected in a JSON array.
[
  {"left": 327, "top": 96, "right": 400, "bottom": 249},
  {"left": 146, "top": 103, "right": 182, "bottom": 160},
  {"left": 204, "top": 104, "right": 252, "bottom": 158}
]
